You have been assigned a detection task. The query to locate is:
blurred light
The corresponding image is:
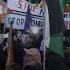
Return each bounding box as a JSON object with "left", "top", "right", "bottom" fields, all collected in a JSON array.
[
  {"left": 0, "top": 5, "right": 3, "bottom": 14},
  {"left": 3, "top": 33, "right": 8, "bottom": 38},
  {"left": 31, "top": 26, "right": 39, "bottom": 34}
]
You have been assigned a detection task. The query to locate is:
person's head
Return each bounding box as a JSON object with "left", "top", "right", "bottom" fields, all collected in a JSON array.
[
  {"left": 22, "top": 31, "right": 32, "bottom": 45},
  {"left": 17, "top": 31, "right": 22, "bottom": 40}
]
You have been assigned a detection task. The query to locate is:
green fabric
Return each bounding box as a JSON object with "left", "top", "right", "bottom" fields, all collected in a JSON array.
[
  {"left": 49, "top": 33, "right": 64, "bottom": 58},
  {"left": 29, "top": 0, "right": 36, "bottom": 3},
  {"left": 59, "top": 0, "right": 66, "bottom": 12},
  {"left": 29, "top": 0, "right": 41, "bottom": 4}
]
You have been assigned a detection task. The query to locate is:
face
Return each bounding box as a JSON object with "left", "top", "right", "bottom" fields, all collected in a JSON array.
[
  {"left": 22, "top": 34, "right": 31, "bottom": 45},
  {"left": 17, "top": 31, "right": 22, "bottom": 39}
]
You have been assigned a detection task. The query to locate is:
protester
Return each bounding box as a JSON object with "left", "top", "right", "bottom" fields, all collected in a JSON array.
[
  {"left": 13, "top": 37, "right": 24, "bottom": 70},
  {"left": 21, "top": 31, "right": 42, "bottom": 70},
  {"left": 0, "top": 44, "right": 5, "bottom": 70},
  {"left": 2, "top": 38, "right": 8, "bottom": 70},
  {"left": 16, "top": 30, "right": 22, "bottom": 43}
]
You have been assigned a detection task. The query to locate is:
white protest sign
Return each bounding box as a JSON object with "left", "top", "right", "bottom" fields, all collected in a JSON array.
[
  {"left": 3, "top": 33, "right": 8, "bottom": 38},
  {"left": 64, "top": 13, "right": 70, "bottom": 30},
  {"left": 5, "top": 12, "right": 26, "bottom": 29},
  {"left": 5, "top": 0, "right": 46, "bottom": 30}
]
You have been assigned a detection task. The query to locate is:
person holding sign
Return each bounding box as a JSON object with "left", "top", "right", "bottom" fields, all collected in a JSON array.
[{"left": 21, "top": 31, "right": 42, "bottom": 70}]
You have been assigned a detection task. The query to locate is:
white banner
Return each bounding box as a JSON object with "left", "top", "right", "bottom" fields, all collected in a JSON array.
[
  {"left": 4, "top": 0, "right": 50, "bottom": 49},
  {"left": 5, "top": 0, "right": 45, "bottom": 30},
  {"left": 5, "top": 10, "right": 45, "bottom": 29},
  {"left": 64, "top": 13, "right": 70, "bottom": 30},
  {"left": 5, "top": 12, "right": 26, "bottom": 29}
]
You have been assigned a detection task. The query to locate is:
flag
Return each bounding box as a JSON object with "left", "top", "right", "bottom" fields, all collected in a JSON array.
[
  {"left": 24, "top": 4, "right": 32, "bottom": 30},
  {"left": 46, "top": 0, "right": 65, "bottom": 57},
  {"left": 6, "top": 20, "right": 14, "bottom": 66},
  {"left": 59, "top": 0, "right": 66, "bottom": 12},
  {"left": 45, "top": 2, "right": 50, "bottom": 49}
]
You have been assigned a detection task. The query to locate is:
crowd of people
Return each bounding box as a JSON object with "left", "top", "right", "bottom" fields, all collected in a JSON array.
[
  {"left": 1, "top": 0, "right": 70, "bottom": 70},
  {"left": 0, "top": 29, "right": 44, "bottom": 70}
]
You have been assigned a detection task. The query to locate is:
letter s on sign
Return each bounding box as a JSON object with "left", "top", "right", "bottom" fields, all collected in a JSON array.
[{"left": 18, "top": 0, "right": 23, "bottom": 9}]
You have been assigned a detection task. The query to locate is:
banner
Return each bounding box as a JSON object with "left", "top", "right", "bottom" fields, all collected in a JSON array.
[
  {"left": 64, "top": 13, "right": 70, "bottom": 29},
  {"left": 5, "top": 0, "right": 45, "bottom": 30},
  {"left": 3, "top": 1, "right": 50, "bottom": 69}
]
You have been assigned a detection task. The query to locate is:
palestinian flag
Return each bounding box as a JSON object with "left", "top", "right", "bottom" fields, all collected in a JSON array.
[{"left": 46, "top": 0, "right": 65, "bottom": 58}]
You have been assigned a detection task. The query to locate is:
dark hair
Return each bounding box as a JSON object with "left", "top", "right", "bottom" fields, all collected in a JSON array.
[
  {"left": 22, "top": 31, "right": 31, "bottom": 38},
  {"left": 2, "top": 38, "right": 8, "bottom": 46}
]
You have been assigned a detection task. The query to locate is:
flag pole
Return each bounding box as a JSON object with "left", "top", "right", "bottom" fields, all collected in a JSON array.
[
  {"left": 43, "top": 0, "right": 47, "bottom": 70},
  {"left": 6, "top": 20, "right": 14, "bottom": 66}
]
